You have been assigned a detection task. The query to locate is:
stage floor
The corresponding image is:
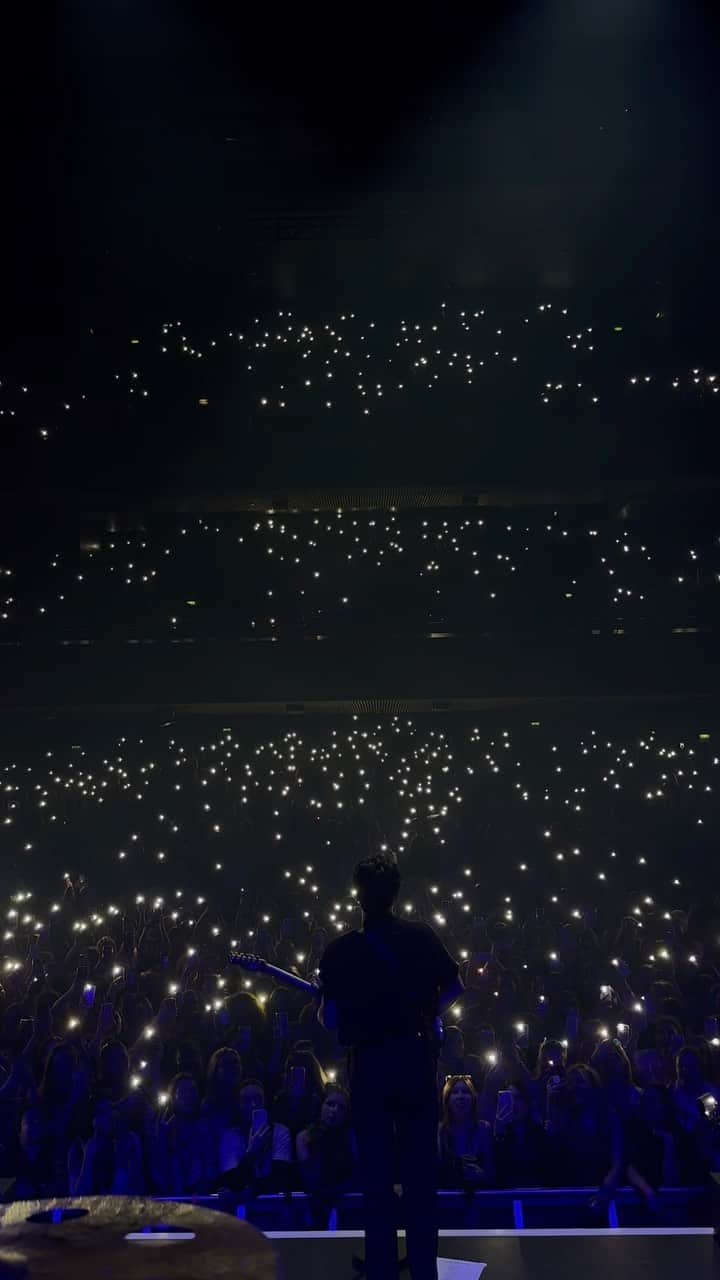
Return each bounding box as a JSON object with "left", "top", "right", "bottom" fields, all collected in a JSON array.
[{"left": 267, "top": 1227, "right": 720, "bottom": 1279}]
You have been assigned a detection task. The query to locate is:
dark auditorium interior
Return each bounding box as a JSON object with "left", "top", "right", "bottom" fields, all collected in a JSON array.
[{"left": 3, "top": 4, "right": 720, "bottom": 1278}]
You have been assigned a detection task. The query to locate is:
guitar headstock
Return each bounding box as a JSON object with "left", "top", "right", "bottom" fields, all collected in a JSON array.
[{"left": 229, "top": 951, "right": 268, "bottom": 974}]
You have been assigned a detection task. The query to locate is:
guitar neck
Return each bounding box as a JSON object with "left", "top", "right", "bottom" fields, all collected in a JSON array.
[
  {"left": 229, "top": 954, "right": 320, "bottom": 1000},
  {"left": 263, "top": 962, "right": 319, "bottom": 999}
]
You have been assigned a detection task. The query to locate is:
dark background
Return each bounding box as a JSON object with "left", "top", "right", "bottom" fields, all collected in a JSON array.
[{"left": 3, "top": 0, "right": 720, "bottom": 493}]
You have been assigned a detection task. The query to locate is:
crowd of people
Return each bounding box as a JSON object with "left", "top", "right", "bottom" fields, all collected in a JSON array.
[
  {"left": 0, "top": 863, "right": 719, "bottom": 1219},
  {"left": 1, "top": 507, "right": 718, "bottom": 642},
  {"left": 5, "top": 304, "right": 718, "bottom": 494},
  {"left": 1, "top": 706, "right": 719, "bottom": 1220}
]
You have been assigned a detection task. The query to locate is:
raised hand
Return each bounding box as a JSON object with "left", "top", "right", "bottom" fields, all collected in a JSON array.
[{"left": 247, "top": 1123, "right": 272, "bottom": 1157}]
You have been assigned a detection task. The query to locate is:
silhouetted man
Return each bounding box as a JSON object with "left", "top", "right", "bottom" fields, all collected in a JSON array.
[{"left": 318, "top": 852, "right": 464, "bottom": 1280}]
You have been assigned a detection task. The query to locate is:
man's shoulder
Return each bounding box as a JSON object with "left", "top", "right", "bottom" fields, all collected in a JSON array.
[
  {"left": 320, "top": 929, "right": 362, "bottom": 961},
  {"left": 329, "top": 918, "right": 439, "bottom": 942},
  {"left": 397, "top": 918, "right": 434, "bottom": 935},
  {"left": 320, "top": 917, "right": 447, "bottom": 964},
  {"left": 392, "top": 917, "right": 443, "bottom": 945}
]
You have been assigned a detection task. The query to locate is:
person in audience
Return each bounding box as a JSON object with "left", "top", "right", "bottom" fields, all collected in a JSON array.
[
  {"left": 470, "top": 1025, "right": 506, "bottom": 1123},
  {"left": 225, "top": 1027, "right": 269, "bottom": 1090},
  {"left": 149, "top": 1072, "right": 214, "bottom": 1194},
  {"left": 437, "top": 1075, "right": 494, "bottom": 1190},
  {"left": 93, "top": 1039, "right": 128, "bottom": 1102},
  {"left": 94, "top": 1038, "right": 155, "bottom": 1153},
  {"left": 493, "top": 1083, "right": 546, "bottom": 1187},
  {"left": 216, "top": 1078, "right": 292, "bottom": 1195},
  {"left": 68, "top": 1097, "right": 144, "bottom": 1195},
  {"left": 0, "top": 1051, "right": 37, "bottom": 1154},
  {"left": 528, "top": 1037, "right": 567, "bottom": 1125},
  {"left": 150, "top": 996, "right": 180, "bottom": 1082},
  {"left": 633, "top": 1048, "right": 664, "bottom": 1090},
  {"left": 296, "top": 1084, "right": 358, "bottom": 1222},
  {"left": 37, "top": 1043, "right": 92, "bottom": 1173},
  {"left": 590, "top": 1039, "right": 641, "bottom": 1121},
  {"left": 175, "top": 1039, "right": 206, "bottom": 1090},
  {"left": 545, "top": 1064, "right": 623, "bottom": 1199},
  {"left": 667, "top": 1045, "right": 720, "bottom": 1182},
  {"left": 650, "top": 1017, "right": 685, "bottom": 1084},
  {"left": 2, "top": 1106, "right": 67, "bottom": 1199},
  {"left": 86, "top": 1001, "right": 123, "bottom": 1066},
  {"left": 295, "top": 998, "right": 337, "bottom": 1062},
  {"left": 200, "top": 1046, "right": 245, "bottom": 1171},
  {"left": 624, "top": 1083, "right": 679, "bottom": 1211},
  {"left": 270, "top": 1048, "right": 326, "bottom": 1140},
  {"left": 436, "top": 1026, "right": 469, "bottom": 1092},
  {"left": 673, "top": 1045, "right": 717, "bottom": 1111},
  {"left": 22, "top": 997, "right": 56, "bottom": 1080},
  {"left": 176, "top": 991, "right": 206, "bottom": 1044},
  {"left": 122, "top": 993, "right": 155, "bottom": 1049},
  {"left": 225, "top": 992, "right": 266, "bottom": 1046}
]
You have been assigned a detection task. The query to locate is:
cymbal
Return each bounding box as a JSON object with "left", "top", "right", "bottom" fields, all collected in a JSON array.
[{"left": 0, "top": 1197, "right": 281, "bottom": 1280}]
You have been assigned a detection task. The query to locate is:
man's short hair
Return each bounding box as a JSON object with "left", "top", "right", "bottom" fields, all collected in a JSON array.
[{"left": 352, "top": 852, "right": 401, "bottom": 912}]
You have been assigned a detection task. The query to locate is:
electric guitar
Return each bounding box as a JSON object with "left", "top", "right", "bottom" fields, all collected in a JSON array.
[{"left": 228, "top": 952, "right": 445, "bottom": 1053}]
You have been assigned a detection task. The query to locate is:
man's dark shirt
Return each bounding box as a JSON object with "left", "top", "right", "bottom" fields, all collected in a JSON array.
[
  {"left": 318, "top": 916, "right": 459, "bottom": 1048},
  {"left": 624, "top": 1116, "right": 667, "bottom": 1189}
]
